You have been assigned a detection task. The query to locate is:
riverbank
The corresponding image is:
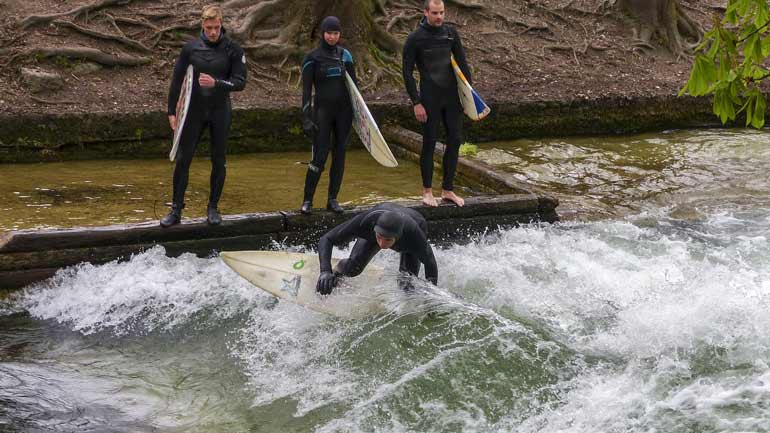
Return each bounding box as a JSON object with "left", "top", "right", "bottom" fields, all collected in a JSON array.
[{"left": 0, "top": 93, "right": 743, "bottom": 163}]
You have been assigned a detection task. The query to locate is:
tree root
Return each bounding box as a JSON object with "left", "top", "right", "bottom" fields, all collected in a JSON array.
[
  {"left": 20, "top": 0, "right": 134, "bottom": 29},
  {"left": 30, "top": 47, "right": 151, "bottom": 66},
  {"left": 53, "top": 20, "right": 152, "bottom": 53},
  {"left": 386, "top": 11, "right": 422, "bottom": 32},
  {"left": 444, "top": 0, "right": 485, "bottom": 10},
  {"left": 231, "top": 0, "right": 287, "bottom": 41},
  {"left": 31, "top": 96, "right": 77, "bottom": 105}
]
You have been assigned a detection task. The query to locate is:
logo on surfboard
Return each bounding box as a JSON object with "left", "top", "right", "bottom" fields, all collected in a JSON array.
[{"left": 293, "top": 259, "right": 305, "bottom": 270}]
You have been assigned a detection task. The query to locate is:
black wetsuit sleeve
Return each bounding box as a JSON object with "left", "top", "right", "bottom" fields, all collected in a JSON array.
[
  {"left": 450, "top": 28, "right": 472, "bottom": 85},
  {"left": 318, "top": 214, "right": 365, "bottom": 273},
  {"left": 215, "top": 42, "right": 247, "bottom": 92},
  {"left": 343, "top": 50, "right": 357, "bottom": 87},
  {"left": 420, "top": 244, "right": 439, "bottom": 285},
  {"left": 301, "top": 53, "right": 314, "bottom": 119},
  {"left": 168, "top": 44, "right": 192, "bottom": 115},
  {"left": 402, "top": 33, "right": 420, "bottom": 105}
]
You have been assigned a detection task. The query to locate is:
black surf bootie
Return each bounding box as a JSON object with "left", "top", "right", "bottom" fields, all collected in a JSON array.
[
  {"left": 160, "top": 203, "right": 184, "bottom": 228},
  {"left": 326, "top": 199, "right": 344, "bottom": 214},
  {"left": 300, "top": 200, "right": 313, "bottom": 215},
  {"left": 207, "top": 205, "right": 222, "bottom": 225}
]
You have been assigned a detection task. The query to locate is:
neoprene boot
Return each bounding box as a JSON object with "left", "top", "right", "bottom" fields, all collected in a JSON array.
[
  {"left": 301, "top": 166, "right": 322, "bottom": 215},
  {"left": 326, "top": 199, "right": 343, "bottom": 214},
  {"left": 207, "top": 205, "right": 222, "bottom": 225},
  {"left": 160, "top": 203, "right": 184, "bottom": 228}
]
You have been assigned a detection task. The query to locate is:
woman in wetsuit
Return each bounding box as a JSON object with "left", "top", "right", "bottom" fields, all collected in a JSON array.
[{"left": 299, "top": 16, "right": 357, "bottom": 215}]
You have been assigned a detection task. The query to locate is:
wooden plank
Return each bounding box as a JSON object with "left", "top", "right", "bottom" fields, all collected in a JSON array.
[
  {"left": 383, "top": 125, "right": 560, "bottom": 203},
  {"left": 0, "top": 212, "right": 286, "bottom": 253}
]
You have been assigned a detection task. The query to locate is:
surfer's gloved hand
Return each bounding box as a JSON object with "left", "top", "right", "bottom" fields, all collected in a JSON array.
[
  {"left": 302, "top": 117, "right": 318, "bottom": 138},
  {"left": 317, "top": 271, "right": 337, "bottom": 295}
]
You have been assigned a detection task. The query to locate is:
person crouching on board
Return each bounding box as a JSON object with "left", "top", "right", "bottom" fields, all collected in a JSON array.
[
  {"left": 403, "top": 0, "right": 472, "bottom": 208},
  {"left": 299, "top": 16, "right": 357, "bottom": 215},
  {"left": 315, "top": 202, "right": 438, "bottom": 295},
  {"left": 161, "top": 5, "right": 247, "bottom": 228}
]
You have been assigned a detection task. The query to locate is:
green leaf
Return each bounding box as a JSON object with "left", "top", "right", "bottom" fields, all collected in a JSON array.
[
  {"left": 754, "top": 0, "right": 770, "bottom": 29},
  {"left": 707, "top": 31, "right": 722, "bottom": 59},
  {"left": 745, "top": 95, "right": 755, "bottom": 124},
  {"left": 762, "top": 35, "right": 770, "bottom": 57},
  {"left": 744, "top": 33, "right": 762, "bottom": 63},
  {"left": 752, "top": 95, "right": 766, "bottom": 128},
  {"left": 725, "top": 0, "right": 741, "bottom": 24}
]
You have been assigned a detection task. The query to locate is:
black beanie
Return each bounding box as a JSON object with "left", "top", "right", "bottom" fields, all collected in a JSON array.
[
  {"left": 374, "top": 211, "right": 405, "bottom": 239},
  {"left": 320, "top": 16, "right": 341, "bottom": 33}
]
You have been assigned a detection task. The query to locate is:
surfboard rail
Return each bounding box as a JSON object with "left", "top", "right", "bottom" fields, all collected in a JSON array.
[
  {"left": 451, "top": 56, "right": 491, "bottom": 122},
  {"left": 169, "top": 65, "right": 194, "bottom": 161},
  {"left": 345, "top": 72, "right": 399, "bottom": 168}
]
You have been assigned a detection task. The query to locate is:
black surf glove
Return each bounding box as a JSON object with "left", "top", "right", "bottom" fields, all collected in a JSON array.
[
  {"left": 302, "top": 116, "right": 318, "bottom": 138},
  {"left": 316, "top": 271, "right": 337, "bottom": 295}
]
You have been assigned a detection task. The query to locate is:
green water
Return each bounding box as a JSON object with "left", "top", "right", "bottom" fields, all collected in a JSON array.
[{"left": 0, "top": 150, "right": 425, "bottom": 231}]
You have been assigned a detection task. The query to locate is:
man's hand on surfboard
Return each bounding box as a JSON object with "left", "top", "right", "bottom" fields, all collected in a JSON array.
[
  {"left": 413, "top": 104, "right": 427, "bottom": 123},
  {"left": 168, "top": 115, "right": 177, "bottom": 131},
  {"left": 317, "top": 271, "right": 337, "bottom": 295}
]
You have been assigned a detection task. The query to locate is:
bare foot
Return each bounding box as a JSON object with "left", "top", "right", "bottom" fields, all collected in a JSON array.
[
  {"left": 422, "top": 189, "right": 438, "bottom": 207},
  {"left": 441, "top": 190, "right": 465, "bottom": 207}
]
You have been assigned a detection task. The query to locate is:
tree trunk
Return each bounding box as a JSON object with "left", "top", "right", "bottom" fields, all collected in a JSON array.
[
  {"left": 617, "top": 0, "right": 702, "bottom": 56},
  {"left": 227, "top": 0, "right": 403, "bottom": 83}
]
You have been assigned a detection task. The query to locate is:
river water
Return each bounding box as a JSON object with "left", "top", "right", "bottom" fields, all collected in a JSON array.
[{"left": 1, "top": 128, "right": 769, "bottom": 432}]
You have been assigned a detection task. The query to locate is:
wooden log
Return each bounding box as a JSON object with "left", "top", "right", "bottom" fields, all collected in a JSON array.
[
  {"left": 0, "top": 195, "right": 556, "bottom": 289},
  {"left": 0, "top": 212, "right": 285, "bottom": 253},
  {"left": 383, "top": 125, "right": 559, "bottom": 222}
]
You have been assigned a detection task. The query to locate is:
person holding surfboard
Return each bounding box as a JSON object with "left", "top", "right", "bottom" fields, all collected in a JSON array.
[
  {"left": 299, "top": 16, "right": 358, "bottom": 215},
  {"left": 315, "top": 202, "right": 438, "bottom": 295},
  {"left": 161, "top": 5, "right": 247, "bottom": 228},
  {"left": 403, "top": 0, "right": 472, "bottom": 208}
]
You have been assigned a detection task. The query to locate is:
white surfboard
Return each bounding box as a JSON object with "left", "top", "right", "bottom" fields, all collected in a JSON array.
[
  {"left": 220, "top": 250, "right": 389, "bottom": 319},
  {"left": 451, "top": 56, "right": 490, "bottom": 121},
  {"left": 169, "top": 65, "right": 194, "bottom": 161},
  {"left": 345, "top": 72, "right": 399, "bottom": 168}
]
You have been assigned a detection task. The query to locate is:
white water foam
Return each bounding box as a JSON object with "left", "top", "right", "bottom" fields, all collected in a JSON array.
[{"left": 16, "top": 246, "right": 266, "bottom": 335}]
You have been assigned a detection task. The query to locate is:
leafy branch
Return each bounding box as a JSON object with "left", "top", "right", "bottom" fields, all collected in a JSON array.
[{"left": 680, "top": 0, "right": 770, "bottom": 128}]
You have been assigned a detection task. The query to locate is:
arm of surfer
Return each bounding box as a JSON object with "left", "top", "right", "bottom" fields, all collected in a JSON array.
[
  {"left": 316, "top": 217, "right": 361, "bottom": 294},
  {"left": 301, "top": 55, "right": 317, "bottom": 138},
  {"left": 450, "top": 27, "right": 472, "bottom": 85},
  {"left": 214, "top": 44, "right": 247, "bottom": 92},
  {"left": 421, "top": 245, "right": 439, "bottom": 286},
  {"left": 402, "top": 33, "right": 420, "bottom": 106},
  {"left": 342, "top": 48, "right": 358, "bottom": 87},
  {"left": 167, "top": 45, "right": 191, "bottom": 117}
]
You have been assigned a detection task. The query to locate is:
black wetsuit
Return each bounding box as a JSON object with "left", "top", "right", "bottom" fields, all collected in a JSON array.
[
  {"left": 300, "top": 41, "right": 357, "bottom": 204},
  {"left": 402, "top": 17, "right": 472, "bottom": 191},
  {"left": 167, "top": 29, "right": 247, "bottom": 208},
  {"left": 318, "top": 203, "right": 438, "bottom": 291}
]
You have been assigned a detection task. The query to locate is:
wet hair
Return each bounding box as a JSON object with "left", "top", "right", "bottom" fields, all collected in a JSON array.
[
  {"left": 201, "top": 5, "right": 223, "bottom": 22},
  {"left": 424, "top": 0, "right": 444, "bottom": 10}
]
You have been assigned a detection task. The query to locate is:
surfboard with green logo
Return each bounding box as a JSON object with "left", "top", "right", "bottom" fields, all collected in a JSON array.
[{"left": 220, "top": 250, "right": 387, "bottom": 318}]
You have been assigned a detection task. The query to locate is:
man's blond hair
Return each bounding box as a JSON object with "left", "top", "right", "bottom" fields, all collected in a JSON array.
[{"left": 201, "top": 5, "right": 223, "bottom": 22}]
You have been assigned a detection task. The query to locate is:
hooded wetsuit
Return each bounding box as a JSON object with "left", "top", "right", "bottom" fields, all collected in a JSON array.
[
  {"left": 318, "top": 203, "right": 438, "bottom": 292},
  {"left": 402, "top": 17, "right": 471, "bottom": 191},
  {"left": 301, "top": 16, "right": 357, "bottom": 205},
  {"left": 167, "top": 28, "right": 247, "bottom": 208}
]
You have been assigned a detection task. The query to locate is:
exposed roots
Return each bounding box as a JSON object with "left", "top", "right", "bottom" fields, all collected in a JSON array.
[
  {"left": 30, "top": 47, "right": 151, "bottom": 66},
  {"left": 53, "top": 19, "right": 151, "bottom": 53},
  {"left": 20, "top": 0, "right": 135, "bottom": 29},
  {"left": 617, "top": 0, "right": 703, "bottom": 57}
]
